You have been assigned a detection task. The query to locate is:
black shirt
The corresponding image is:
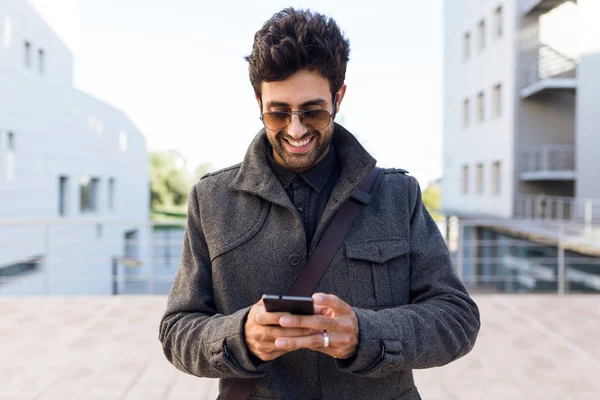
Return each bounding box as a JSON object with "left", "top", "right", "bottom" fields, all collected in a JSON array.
[{"left": 267, "top": 141, "right": 341, "bottom": 247}]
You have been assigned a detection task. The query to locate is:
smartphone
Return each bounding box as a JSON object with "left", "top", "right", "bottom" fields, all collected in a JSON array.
[{"left": 262, "top": 294, "right": 314, "bottom": 315}]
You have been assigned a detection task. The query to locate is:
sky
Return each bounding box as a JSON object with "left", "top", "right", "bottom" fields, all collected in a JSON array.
[{"left": 28, "top": 0, "right": 444, "bottom": 187}]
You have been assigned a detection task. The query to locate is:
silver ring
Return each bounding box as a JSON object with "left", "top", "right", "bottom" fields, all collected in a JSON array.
[{"left": 322, "top": 329, "right": 329, "bottom": 348}]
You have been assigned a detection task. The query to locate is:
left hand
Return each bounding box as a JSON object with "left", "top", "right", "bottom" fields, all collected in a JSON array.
[{"left": 274, "top": 293, "right": 359, "bottom": 359}]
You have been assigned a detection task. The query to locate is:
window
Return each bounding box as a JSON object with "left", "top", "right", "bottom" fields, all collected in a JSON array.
[
  {"left": 59, "top": 176, "right": 69, "bottom": 216},
  {"left": 119, "top": 131, "right": 128, "bottom": 152},
  {"left": 492, "top": 162, "right": 501, "bottom": 195},
  {"left": 477, "top": 91, "right": 485, "bottom": 122},
  {"left": 2, "top": 17, "right": 12, "bottom": 49},
  {"left": 476, "top": 163, "right": 484, "bottom": 194},
  {"left": 463, "top": 32, "right": 471, "bottom": 60},
  {"left": 463, "top": 98, "right": 470, "bottom": 128},
  {"left": 462, "top": 165, "right": 469, "bottom": 194},
  {"left": 494, "top": 6, "right": 503, "bottom": 38},
  {"left": 108, "top": 178, "right": 115, "bottom": 211},
  {"left": 24, "top": 41, "right": 31, "bottom": 67},
  {"left": 38, "top": 49, "right": 45, "bottom": 74},
  {"left": 477, "top": 20, "right": 486, "bottom": 52},
  {"left": 80, "top": 176, "right": 100, "bottom": 212},
  {"left": 493, "top": 84, "right": 502, "bottom": 118},
  {"left": 5, "top": 132, "right": 15, "bottom": 180}
]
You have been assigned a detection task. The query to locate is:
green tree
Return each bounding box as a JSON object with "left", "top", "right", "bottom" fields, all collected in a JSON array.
[
  {"left": 422, "top": 180, "right": 442, "bottom": 220},
  {"left": 149, "top": 150, "right": 193, "bottom": 209}
]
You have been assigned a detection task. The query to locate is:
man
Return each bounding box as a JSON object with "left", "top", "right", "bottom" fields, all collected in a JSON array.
[{"left": 159, "top": 8, "right": 480, "bottom": 400}]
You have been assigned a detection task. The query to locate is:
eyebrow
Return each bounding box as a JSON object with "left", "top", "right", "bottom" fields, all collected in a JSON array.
[{"left": 265, "top": 98, "right": 329, "bottom": 109}]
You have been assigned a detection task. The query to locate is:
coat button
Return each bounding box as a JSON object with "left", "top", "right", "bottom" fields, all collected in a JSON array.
[
  {"left": 382, "top": 363, "right": 396, "bottom": 373},
  {"left": 289, "top": 254, "right": 301, "bottom": 266}
]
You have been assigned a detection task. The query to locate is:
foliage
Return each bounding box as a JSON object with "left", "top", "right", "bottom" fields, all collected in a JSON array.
[{"left": 149, "top": 150, "right": 211, "bottom": 215}]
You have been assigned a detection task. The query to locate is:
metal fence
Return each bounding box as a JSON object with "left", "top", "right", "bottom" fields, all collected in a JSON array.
[
  {"left": 521, "top": 144, "right": 575, "bottom": 174},
  {"left": 1, "top": 218, "right": 599, "bottom": 296},
  {"left": 514, "top": 194, "right": 600, "bottom": 226}
]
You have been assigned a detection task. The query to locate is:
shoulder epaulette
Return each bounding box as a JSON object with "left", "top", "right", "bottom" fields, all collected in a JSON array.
[
  {"left": 383, "top": 168, "right": 409, "bottom": 175},
  {"left": 200, "top": 163, "right": 242, "bottom": 180}
]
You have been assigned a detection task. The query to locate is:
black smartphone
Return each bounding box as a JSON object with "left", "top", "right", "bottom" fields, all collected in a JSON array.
[{"left": 262, "top": 294, "right": 314, "bottom": 315}]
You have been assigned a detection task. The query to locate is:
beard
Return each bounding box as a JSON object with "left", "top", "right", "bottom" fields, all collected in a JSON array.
[{"left": 268, "top": 126, "right": 334, "bottom": 172}]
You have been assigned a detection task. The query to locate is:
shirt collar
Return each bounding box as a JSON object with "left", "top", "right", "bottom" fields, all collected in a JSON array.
[{"left": 266, "top": 140, "right": 338, "bottom": 193}]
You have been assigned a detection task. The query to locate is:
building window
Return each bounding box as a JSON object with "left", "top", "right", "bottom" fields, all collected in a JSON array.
[
  {"left": 493, "top": 84, "right": 502, "bottom": 118},
  {"left": 5, "top": 131, "right": 15, "bottom": 180},
  {"left": 119, "top": 131, "right": 128, "bottom": 152},
  {"left": 59, "top": 176, "right": 69, "bottom": 216},
  {"left": 38, "top": 49, "right": 45, "bottom": 74},
  {"left": 476, "top": 163, "right": 484, "bottom": 194},
  {"left": 462, "top": 165, "right": 469, "bottom": 194},
  {"left": 24, "top": 41, "right": 31, "bottom": 67},
  {"left": 477, "top": 91, "right": 485, "bottom": 122},
  {"left": 80, "top": 176, "right": 100, "bottom": 212},
  {"left": 108, "top": 178, "right": 115, "bottom": 211},
  {"left": 477, "top": 20, "right": 486, "bottom": 52},
  {"left": 492, "top": 161, "right": 501, "bottom": 195},
  {"left": 2, "top": 17, "right": 12, "bottom": 49},
  {"left": 463, "top": 32, "right": 471, "bottom": 60},
  {"left": 462, "top": 98, "right": 470, "bottom": 128},
  {"left": 494, "top": 6, "right": 503, "bottom": 38}
]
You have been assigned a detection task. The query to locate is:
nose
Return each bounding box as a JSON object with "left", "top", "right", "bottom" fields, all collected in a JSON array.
[{"left": 287, "top": 114, "right": 307, "bottom": 140}]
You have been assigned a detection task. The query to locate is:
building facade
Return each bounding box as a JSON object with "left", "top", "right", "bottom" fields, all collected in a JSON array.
[
  {"left": 0, "top": 0, "right": 150, "bottom": 295},
  {"left": 443, "top": 0, "right": 600, "bottom": 293},
  {"left": 443, "top": 0, "right": 600, "bottom": 221}
]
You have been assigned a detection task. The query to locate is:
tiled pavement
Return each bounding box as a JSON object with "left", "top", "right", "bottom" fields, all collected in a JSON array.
[{"left": 1, "top": 295, "right": 599, "bottom": 400}]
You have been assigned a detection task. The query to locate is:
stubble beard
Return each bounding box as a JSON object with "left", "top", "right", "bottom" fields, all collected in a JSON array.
[{"left": 269, "top": 127, "right": 333, "bottom": 172}]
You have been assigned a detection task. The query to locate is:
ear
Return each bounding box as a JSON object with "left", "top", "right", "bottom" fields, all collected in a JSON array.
[{"left": 334, "top": 84, "right": 347, "bottom": 114}]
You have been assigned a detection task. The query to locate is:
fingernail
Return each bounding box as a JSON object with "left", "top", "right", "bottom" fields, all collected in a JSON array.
[
  {"left": 280, "top": 316, "right": 293, "bottom": 325},
  {"left": 314, "top": 294, "right": 324, "bottom": 303},
  {"left": 276, "top": 339, "right": 288, "bottom": 348}
]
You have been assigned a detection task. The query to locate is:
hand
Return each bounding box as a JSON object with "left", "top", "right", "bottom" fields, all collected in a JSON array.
[
  {"left": 274, "top": 293, "right": 359, "bottom": 359},
  {"left": 244, "top": 298, "right": 317, "bottom": 361}
]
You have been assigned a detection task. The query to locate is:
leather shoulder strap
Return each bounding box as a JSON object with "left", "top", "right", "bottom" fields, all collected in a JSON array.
[{"left": 224, "top": 167, "right": 383, "bottom": 400}]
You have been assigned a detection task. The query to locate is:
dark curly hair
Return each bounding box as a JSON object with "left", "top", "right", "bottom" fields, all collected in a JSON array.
[{"left": 245, "top": 8, "right": 350, "bottom": 100}]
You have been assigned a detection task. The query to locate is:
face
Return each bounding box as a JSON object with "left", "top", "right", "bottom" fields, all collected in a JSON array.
[{"left": 259, "top": 70, "right": 346, "bottom": 173}]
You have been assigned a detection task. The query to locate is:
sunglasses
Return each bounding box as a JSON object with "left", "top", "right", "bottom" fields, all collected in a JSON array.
[{"left": 260, "top": 108, "right": 333, "bottom": 132}]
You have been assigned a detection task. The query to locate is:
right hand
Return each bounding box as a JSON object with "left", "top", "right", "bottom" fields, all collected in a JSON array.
[{"left": 245, "top": 299, "right": 317, "bottom": 361}]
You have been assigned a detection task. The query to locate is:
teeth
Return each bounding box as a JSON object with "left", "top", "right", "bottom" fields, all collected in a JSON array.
[{"left": 288, "top": 138, "right": 311, "bottom": 147}]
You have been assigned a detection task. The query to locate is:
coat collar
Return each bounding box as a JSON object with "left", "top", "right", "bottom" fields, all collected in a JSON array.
[{"left": 229, "top": 123, "right": 377, "bottom": 210}]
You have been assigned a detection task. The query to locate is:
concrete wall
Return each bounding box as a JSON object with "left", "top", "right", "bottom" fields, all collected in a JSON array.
[
  {"left": 0, "top": 0, "right": 150, "bottom": 294},
  {"left": 442, "top": 0, "right": 518, "bottom": 219},
  {"left": 575, "top": 0, "right": 600, "bottom": 200}
]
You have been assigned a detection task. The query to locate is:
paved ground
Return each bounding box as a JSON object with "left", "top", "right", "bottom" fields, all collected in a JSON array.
[{"left": 1, "top": 295, "right": 599, "bottom": 400}]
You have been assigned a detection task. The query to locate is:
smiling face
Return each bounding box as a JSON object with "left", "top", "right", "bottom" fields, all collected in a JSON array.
[{"left": 259, "top": 69, "right": 346, "bottom": 173}]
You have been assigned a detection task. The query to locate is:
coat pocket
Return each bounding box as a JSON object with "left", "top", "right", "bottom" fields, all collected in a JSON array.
[{"left": 345, "top": 238, "right": 410, "bottom": 309}]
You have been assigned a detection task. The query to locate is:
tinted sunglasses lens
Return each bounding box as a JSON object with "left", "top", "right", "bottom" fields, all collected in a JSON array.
[
  {"left": 303, "top": 110, "right": 331, "bottom": 130},
  {"left": 263, "top": 112, "right": 290, "bottom": 131}
]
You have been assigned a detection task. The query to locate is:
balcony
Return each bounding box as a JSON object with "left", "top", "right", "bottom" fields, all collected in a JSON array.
[
  {"left": 514, "top": 194, "right": 600, "bottom": 227},
  {"left": 520, "top": 144, "right": 575, "bottom": 181},
  {"left": 521, "top": 0, "right": 573, "bottom": 16},
  {"left": 521, "top": 45, "right": 577, "bottom": 99}
]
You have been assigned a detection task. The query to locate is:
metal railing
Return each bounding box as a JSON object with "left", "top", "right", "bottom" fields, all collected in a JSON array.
[
  {"left": 521, "top": 144, "right": 575, "bottom": 173},
  {"left": 523, "top": 44, "right": 578, "bottom": 89},
  {"left": 455, "top": 219, "right": 600, "bottom": 295},
  {"left": 1, "top": 218, "right": 599, "bottom": 296},
  {"left": 514, "top": 194, "right": 600, "bottom": 227}
]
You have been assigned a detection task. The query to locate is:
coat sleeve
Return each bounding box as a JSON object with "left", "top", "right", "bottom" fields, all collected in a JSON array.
[
  {"left": 336, "top": 175, "right": 481, "bottom": 378},
  {"left": 158, "top": 184, "right": 270, "bottom": 379}
]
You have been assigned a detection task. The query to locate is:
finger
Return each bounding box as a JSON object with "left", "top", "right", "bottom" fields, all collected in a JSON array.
[
  {"left": 265, "top": 326, "right": 317, "bottom": 340},
  {"left": 254, "top": 308, "right": 290, "bottom": 326},
  {"left": 279, "top": 314, "right": 339, "bottom": 331},
  {"left": 313, "top": 293, "right": 352, "bottom": 314},
  {"left": 274, "top": 332, "right": 325, "bottom": 351}
]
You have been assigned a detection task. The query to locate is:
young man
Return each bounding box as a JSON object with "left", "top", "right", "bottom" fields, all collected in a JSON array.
[{"left": 159, "top": 8, "right": 480, "bottom": 400}]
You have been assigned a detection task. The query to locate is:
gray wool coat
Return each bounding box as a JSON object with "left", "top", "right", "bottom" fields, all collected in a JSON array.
[{"left": 158, "top": 124, "right": 481, "bottom": 400}]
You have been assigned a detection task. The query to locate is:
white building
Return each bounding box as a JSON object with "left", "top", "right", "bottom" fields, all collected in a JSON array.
[
  {"left": 442, "top": 0, "right": 600, "bottom": 294},
  {"left": 443, "top": 0, "right": 600, "bottom": 222},
  {"left": 0, "top": 0, "right": 150, "bottom": 295}
]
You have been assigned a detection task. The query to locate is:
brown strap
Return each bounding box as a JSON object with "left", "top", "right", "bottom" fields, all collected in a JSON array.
[{"left": 224, "top": 167, "right": 383, "bottom": 400}]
